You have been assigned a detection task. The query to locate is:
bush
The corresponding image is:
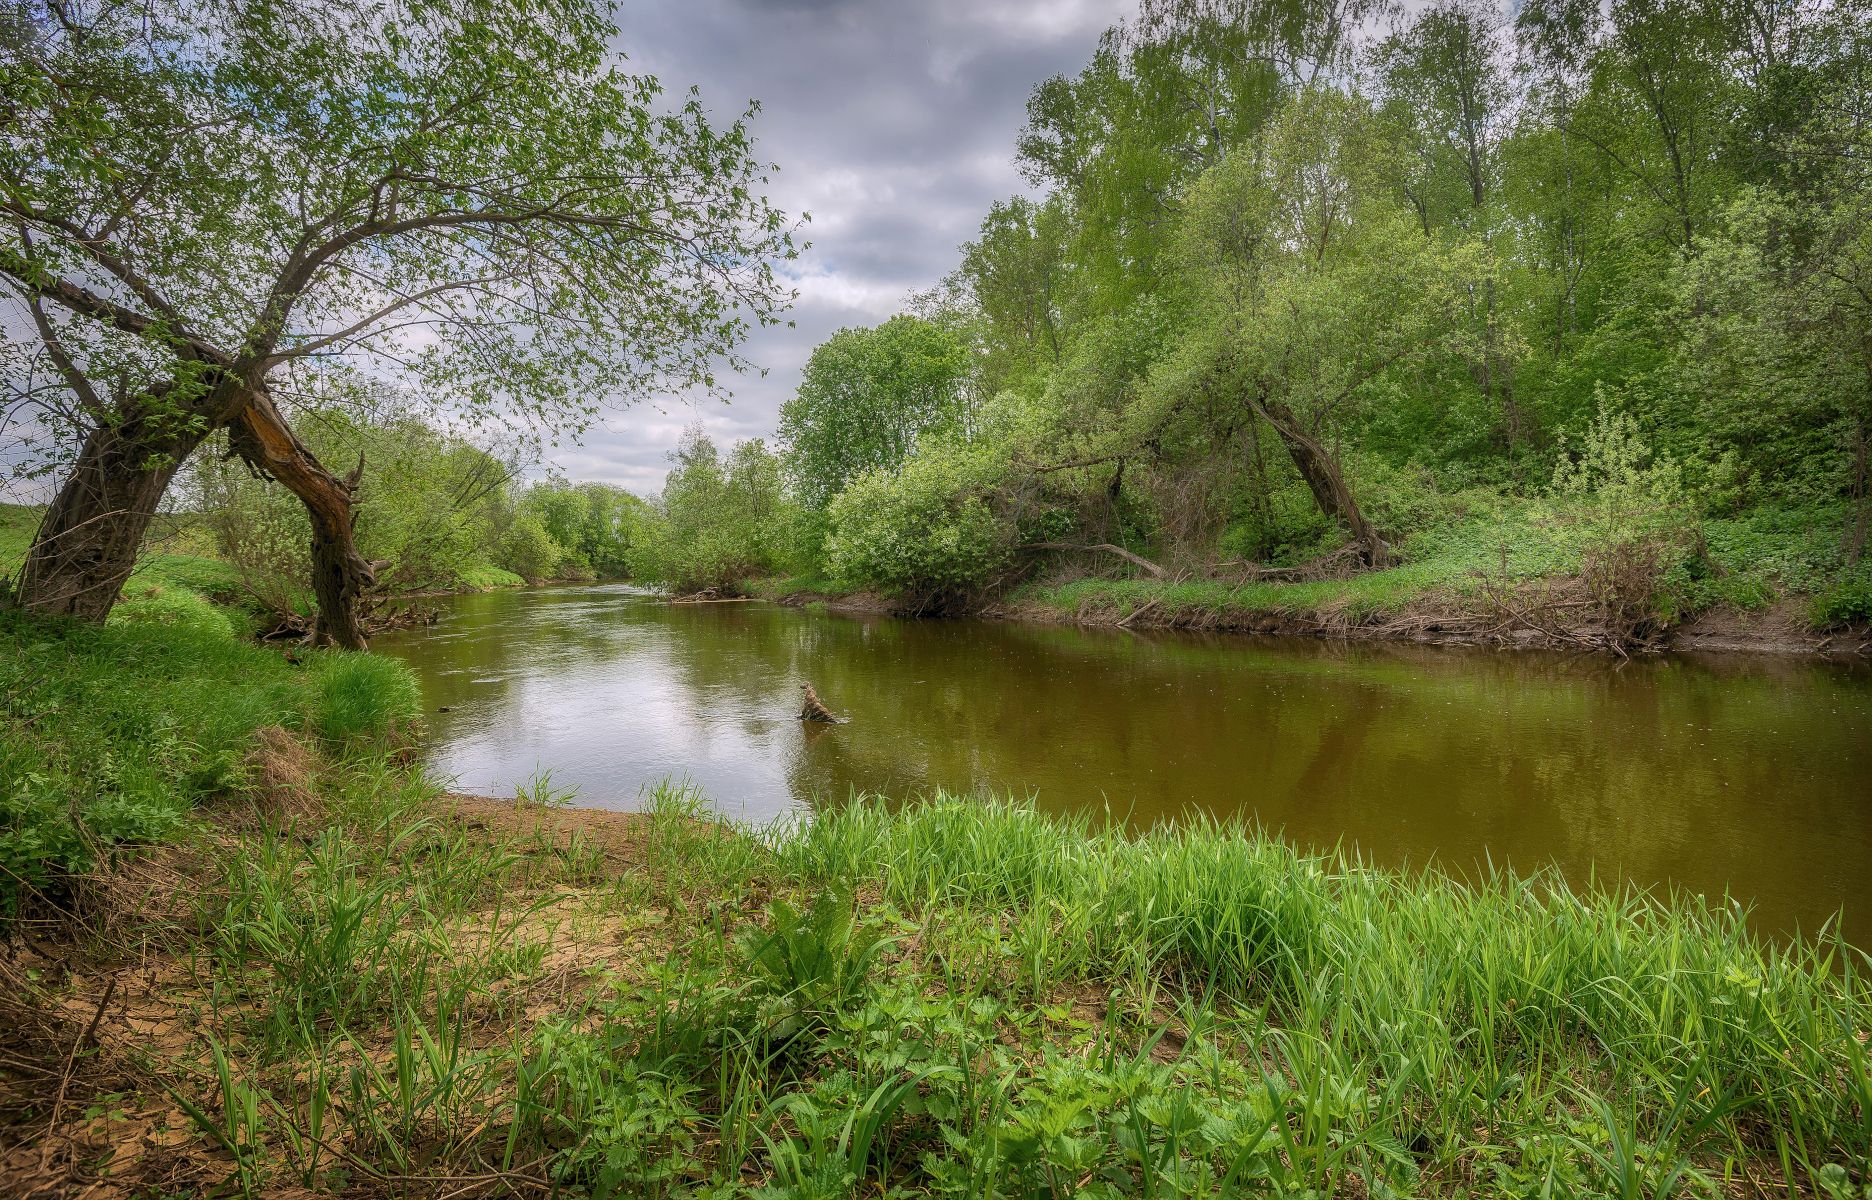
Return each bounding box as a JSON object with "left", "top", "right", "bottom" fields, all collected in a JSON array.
[
  {"left": 1546, "top": 396, "right": 1703, "bottom": 646},
  {"left": 824, "top": 442, "right": 1017, "bottom": 605},
  {"left": 1811, "top": 571, "right": 1872, "bottom": 628},
  {"left": 495, "top": 513, "right": 561, "bottom": 583}
]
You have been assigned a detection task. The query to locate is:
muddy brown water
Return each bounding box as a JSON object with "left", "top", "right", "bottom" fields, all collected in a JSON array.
[{"left": 377, "top": 583, "right": 1872, "bottom": 945}]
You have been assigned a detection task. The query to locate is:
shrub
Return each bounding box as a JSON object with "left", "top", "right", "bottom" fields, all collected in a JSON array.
[
  {"left": 824, "top": 442, "right": 1017, "bottom": 605},
  {"left": 495, "top": 513, "right": 561, "bottom": 583},
  {"left": 1811, "top": 570, "right": 1872, "bottom": 629},
  {"left": 1546, "top": 395, "right": 1703, "bottom": 647}
]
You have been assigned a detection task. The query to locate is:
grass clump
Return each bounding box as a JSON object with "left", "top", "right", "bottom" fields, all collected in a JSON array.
[
  {"left": 0, "top": 607, "right": 420, "bottom": 906},
  {"left": 312, "top": 650, "right": 423, "bottom": 743}
]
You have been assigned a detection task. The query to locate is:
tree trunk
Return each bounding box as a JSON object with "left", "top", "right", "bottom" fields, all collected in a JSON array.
[
  {"left": 1254, "top": 394, "right": 1389, "bottom": 567},
  {"left": 10, "top": 406, "right": 210, "bottom": 622},
  {"left": 227, "top": 390, "right": 375, "bottom": 650}
]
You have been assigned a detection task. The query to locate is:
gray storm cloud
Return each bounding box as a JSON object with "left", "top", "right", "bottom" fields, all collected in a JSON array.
[{"left": 562, "top": 0, "right": 1130, "bottom": 495}]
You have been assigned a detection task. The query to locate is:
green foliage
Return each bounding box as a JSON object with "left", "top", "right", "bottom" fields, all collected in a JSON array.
[
  {"left": 726, "top": 0, "right": 1872, "bottom": 626},
  {"left": 193, "top": 400, "right": 526, "bottom": 608},
  {"left": 630, "top": 428, "right": 802, "bottom": 593},
  {"left": 0, "top": 606, "right": 419, "bottom": 907},
  {"left": 824, "top": 440, "right": 1018, "bottom": 603},
  {"left": 515, "top": 789, "right": 1869, "bottom": 1197},
  {"left": 738, "top": 891, "right": 893, "bottom": 1032},
  {"left": 5, "top": 0, "right": 795, "bottom": 631},
  {"left": 44, "top": 743, "right": 1862, "bottom": 1195},
  {"left": 458, "top": 564, "right": 526, "bottom": 590},
  {"left": 1543, "top": 398, "right": 1705, "bottom": 639},
  {"left": 781, "top": 315, "right": 975, "bottom": 511},
  {"left": 513, "top": 480, "right": 648, "bottom": 579},
  {"left": 110, "top": 585, "right": 239, "bottom": 639},
  {"left": 1811, "top": 571, "right": 1872, "bottom": 629},
  {"left": 493, "top": 512, "right": 562, "bottom": 585}
]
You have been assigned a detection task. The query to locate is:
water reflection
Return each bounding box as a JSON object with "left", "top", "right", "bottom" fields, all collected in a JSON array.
[{"left": 378, "top": 583, "right": 1872, "bottom": 943}]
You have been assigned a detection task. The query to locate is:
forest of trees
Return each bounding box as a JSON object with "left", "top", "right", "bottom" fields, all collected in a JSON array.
[
  {"left": 653, "top": 0, "right": 1872, "bottom": 635},
  {"left": 8, "top": 0, "right": 1871, "bottom": 641}
]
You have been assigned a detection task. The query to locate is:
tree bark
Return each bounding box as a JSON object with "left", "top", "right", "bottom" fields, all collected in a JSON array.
[
  {"left": 11, "top": 398, "right": 211, "bottom": 622},
  {"left": 227, "top": 390, "right": 375, "bottom": 650},
  {"left": 1253, "top": 393, "right": 1390, "bottom": 567},
  {"left": 10, "top": 375, "right": 374, "bottom": 644}
]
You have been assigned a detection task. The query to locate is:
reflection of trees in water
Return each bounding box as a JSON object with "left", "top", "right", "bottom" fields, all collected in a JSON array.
[
  {"left": 386, "top": 592, "right": 1872, "bottom": 942},
  {"left": 386, "top": 587, "right": 668, "bottom": 716}
]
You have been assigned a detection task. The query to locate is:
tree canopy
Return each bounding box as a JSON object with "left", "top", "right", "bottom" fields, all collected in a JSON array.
[{"left": 2, "top": 0, "right": 796, "bottom": 644}]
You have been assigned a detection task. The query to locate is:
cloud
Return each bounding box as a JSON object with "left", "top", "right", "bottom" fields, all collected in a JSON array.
[{"left": 551, "top": 0, "right": 1130, "bottom": 495}]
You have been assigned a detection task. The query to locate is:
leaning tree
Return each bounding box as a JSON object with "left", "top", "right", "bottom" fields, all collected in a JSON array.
[{"left": 1, "top": 0, "right": 795, "bottom": 647}]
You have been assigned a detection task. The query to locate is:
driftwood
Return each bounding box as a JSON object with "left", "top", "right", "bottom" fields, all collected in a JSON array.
[
  {"left": 670, "top": 587, "right": 759, "bottom": 605},
  {"left": 256, "top": 598, "right": 437, "bottom": 642},
  {"left": 798, "top": 682, "right": 845, "bottom": 723},
  {"left": 1025, "top": 541, "right": 1167, "bottom": 579}
]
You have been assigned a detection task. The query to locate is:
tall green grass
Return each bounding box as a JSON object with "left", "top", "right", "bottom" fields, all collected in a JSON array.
[
  {"left": 41, "top": 760, "right": 1867, "bottom": 1196},
  {"left": 0, "top": 605, "right": 421, "bottom": 905},
  {"left": 770, "top": 797, "right": 1872, "bottom": 1188}
]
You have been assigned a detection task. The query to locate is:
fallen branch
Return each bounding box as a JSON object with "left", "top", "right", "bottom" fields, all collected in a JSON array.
[
  {"left": 1025, "top": 541, "right": 1167, "bottom": 579},
  {"left": 669, "top": 587, "right": 759, "bottom": 604},
  {"left": 1215, "top": 542, "right": 1365, "bottom": 584},
  {"left": 1117, "top": 598, "right": 1161, "bottom": 628}
]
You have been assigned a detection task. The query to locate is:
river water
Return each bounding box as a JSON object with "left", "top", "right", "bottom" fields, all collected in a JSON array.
[{"left": 377, "top": 583, "right": 1872, "bottom": 944}]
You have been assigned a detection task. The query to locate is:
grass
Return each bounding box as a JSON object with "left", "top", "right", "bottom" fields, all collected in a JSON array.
[
  {"left": 6, "top": 747, "right": 1865, "bottom": 1196},
  {"left": 1015, "top": 498, "right": 1872, "bottom": 639},
  {"left": 0, "top": 599, "right": 421, "bottom": 905},
  {"left": 459, "top": 564, "right": 529, "bottom": 590}
]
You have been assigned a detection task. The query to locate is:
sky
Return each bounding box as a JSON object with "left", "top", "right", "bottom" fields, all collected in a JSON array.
[{"left": 546, "top": 0, "right": 1134, "bottom": 495}]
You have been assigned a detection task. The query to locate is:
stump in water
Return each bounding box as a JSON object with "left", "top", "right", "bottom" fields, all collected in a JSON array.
[{"left": 799, "top": 682, "right": 843, "bottom": 723}]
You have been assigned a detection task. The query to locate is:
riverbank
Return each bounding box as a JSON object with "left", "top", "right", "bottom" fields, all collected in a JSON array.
[
  {"left": 762, "top": 575, "right": 1864, "bottom": 655},
  {"left": 6, "top": 749, "right": 1868, "bottom": 1198},
  {"left": 746, "top": 499, "right": 1872, "bottom": 655}
]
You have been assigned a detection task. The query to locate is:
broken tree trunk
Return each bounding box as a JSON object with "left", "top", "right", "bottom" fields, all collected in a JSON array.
[
  {"left": 799, "top": 682, "right": 843, "bottom": 724},
  {"left": 1253, "top": 393, "right": 1390, "bottom": 568},
  {"left": 227, "top": 389, "right": 376, "bottom": 650}
]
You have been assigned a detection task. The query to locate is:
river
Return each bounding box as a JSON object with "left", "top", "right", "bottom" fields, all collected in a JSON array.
[{"left": 377, "top": 582, "right": 1872, "bottom": 944}]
